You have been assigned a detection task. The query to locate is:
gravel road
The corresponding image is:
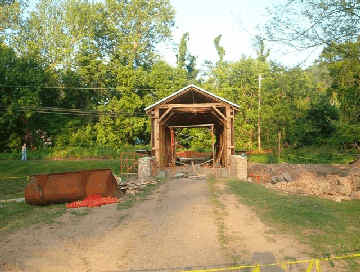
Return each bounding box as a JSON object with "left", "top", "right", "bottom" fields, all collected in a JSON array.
[{"left": 0, "top": 178, "right": 310, "bottom": 272}]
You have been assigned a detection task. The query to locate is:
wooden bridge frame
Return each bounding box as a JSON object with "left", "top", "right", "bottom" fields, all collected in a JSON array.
[{"left": 145, "top": 85, "right": 239, "bottom": 169}]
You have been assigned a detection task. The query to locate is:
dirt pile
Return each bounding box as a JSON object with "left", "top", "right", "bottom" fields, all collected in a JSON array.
[{"left": 248, "top": 162, "right": 360, "bottom": 202}]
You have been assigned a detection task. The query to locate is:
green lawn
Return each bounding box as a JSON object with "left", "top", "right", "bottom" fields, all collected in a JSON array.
[
  {"left": 227, "top": 180, "right": 360, "bottom": 271},
  {"left": 248, "top": 146, "right": 357, "bottom": 164}
]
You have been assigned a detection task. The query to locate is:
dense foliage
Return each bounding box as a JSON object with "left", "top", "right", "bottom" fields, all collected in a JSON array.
[{"left": 0, "top": 0, "right": 359, "bottom": 155}]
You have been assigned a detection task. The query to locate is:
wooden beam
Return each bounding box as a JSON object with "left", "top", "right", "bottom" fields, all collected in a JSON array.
[
  {"left": 225, "top": 106, "right": 232, "bottom": 169},
  {"left": 154, "top": 108, "right": 160, "bottom": 167},
  {"left": 160, "top": 111, "right": 175, "bottom": 125},
  {"left": 168, "top": 124, "right": 214, "bottom": 129},
  {"left": 173, "top": 108, "right": 212, "bottom": 113},
  {"left": 159, "top": 106, "right": 173, "bottom": 122},
  {"left": 212, "top": 106, "right": 226, "bottom": 119},
  {"left": 159, "top": 103, "right": 223, "bottom": 109}
]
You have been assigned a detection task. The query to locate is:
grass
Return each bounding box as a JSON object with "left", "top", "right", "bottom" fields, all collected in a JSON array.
[
  {"left": 227, "top": 180, "right": 360, "bottom": 270},
  {"left": 248, "top": 146, "right": 357, "bottom": 164},
  {"left": 207, "top": 178, "right": 234, "bottom": 261},
  {"left": 0, "top": 177, "right": 28, "bottom": 199},
  {"left": 70, "top": 208, "right": 91, "bottom": 217},
  {"left": 0, "top": 202, "right": 66, "bottom": 234},
  {"left": 0, "top": 145, "right": 150, "bottom": 160}
]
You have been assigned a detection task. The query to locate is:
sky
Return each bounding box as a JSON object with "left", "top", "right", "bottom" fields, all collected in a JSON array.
[{"left": 158, "top": 0, "right": 321, "bottom": 68}]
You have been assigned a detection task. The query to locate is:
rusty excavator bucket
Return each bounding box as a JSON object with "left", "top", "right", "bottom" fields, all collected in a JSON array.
[{"left": 25, "top": 169, "right": 117, "bottom": 205}]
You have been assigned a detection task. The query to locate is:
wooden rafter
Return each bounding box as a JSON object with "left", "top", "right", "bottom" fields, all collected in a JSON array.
[
  {"left": 212, "top": 106, "right": 226, "bottom": 120},
  {"left": 160, "top": 111, "right": 175, "bottom": 125},
  {"left": 159, "top": 106, "right": 173, "bottom": 122}
]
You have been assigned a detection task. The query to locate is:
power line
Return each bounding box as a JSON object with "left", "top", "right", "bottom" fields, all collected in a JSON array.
[
  {"left": 0, "top": 85, "right": 159, "bottom": 91},
  {"left": 0, "top": 106, "right": 148, "bottom": 117}
]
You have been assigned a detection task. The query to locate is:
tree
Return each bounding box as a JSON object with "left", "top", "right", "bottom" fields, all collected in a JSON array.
[
  {"left": 293, "top": 96, "right": 339, "bottom": 145},
  {"left": 0, "top": 44, "right": 56, "bottom": 151},
  {"left": 320, "top": 41, "right": 360, "bottom": 124},
  {"left": 12, "top": 0, "right": 175, "bottom": 69},
  {"left": 204, "top": 56, "right": 271, "bottom": 150},
  {"left": 0, "top": 0, "right": 26, "bottom": 40},
  {"left": 214, "top": 34, "right": 225, "bottom": 64},
  {"left": 176, "top": 32, "right": 198, "bottom": 80},
  {"left": 265, "top": 0, "right": 360, "bottom": 49},
  {"left": 102, "top": 0, "right": 175, "bottom": 68},
  {"left": 253, "top": 35, "right": 270, "bottom": 62}
]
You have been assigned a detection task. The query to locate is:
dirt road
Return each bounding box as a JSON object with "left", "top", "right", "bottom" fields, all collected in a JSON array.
[{"left": 0, "top": 178, "right": 310, "bottom": 272}]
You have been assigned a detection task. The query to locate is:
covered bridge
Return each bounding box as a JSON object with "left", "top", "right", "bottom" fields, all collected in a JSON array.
[{"left": 145, "top": 84, "right": 240, "bottom": 169}]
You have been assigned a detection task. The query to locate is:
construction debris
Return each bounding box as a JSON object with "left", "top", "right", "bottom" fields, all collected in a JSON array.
[
  {"left": 174, "top": 172, "right": 186, "bottom": 179},
  {"left": 248, "top": 162, "right": 360, "bottom": 202},
  {"left": 116, "top": 179, "right": 160, "bottom": 196}
]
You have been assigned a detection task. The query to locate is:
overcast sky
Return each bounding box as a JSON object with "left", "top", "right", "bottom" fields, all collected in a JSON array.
[{"left": 158, "top": 0, "right": 322, "bottom": 68}]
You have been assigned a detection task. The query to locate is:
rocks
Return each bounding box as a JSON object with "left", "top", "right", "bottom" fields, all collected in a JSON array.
[
  {"left": 174, "top": 172, "right": 186, "bottom": 179},
  {"left": 271, "top": 172, "right": 292, "bottom": 184},
  {"left": 249, "top": 162, "right": 360, "bottom": 202},
  {"left": 282, "top": 172, "right": 292, "bottom": 182},
  {"left": 351, "top": 191, "right": 360, "bottom": 199},
  {"left": 271, "top": 176, "right": 282, "bottom": 184},
  {"left": 117, "top": 179, "right": 159, "bottom": 196},
  {"left": 115, "top": 176, "right": 122, "bottom": 185}
]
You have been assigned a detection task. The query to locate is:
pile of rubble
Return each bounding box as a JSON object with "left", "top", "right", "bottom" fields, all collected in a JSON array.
[
  {"left": 248, "top": 160, "right": 360, "bottom": 202},
  {"left": 115, "top": 176, "right": 160, "bottom": 196}
]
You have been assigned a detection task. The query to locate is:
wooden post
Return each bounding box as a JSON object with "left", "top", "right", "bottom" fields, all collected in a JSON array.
[
  {"left": 211, "top": 125, "right": 215, "bottom": 168},
  {"left": 170, "top": 127, "right": 175, "bottom": 167},
  {"left": 226, "top": 106, "right": 232, "bottom": 169},
  {"left": 154, "top": 108, "right": 160, "bottom": 167}
]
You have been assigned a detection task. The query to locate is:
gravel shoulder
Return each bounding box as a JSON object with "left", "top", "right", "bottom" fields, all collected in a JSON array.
[{"left": 0, "top": 178, "right": 311, "bottom": 272}]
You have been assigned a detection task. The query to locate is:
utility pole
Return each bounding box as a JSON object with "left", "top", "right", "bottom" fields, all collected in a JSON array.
[{"left": 258, "top": 74, "right": 262, "bottom": 153}]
